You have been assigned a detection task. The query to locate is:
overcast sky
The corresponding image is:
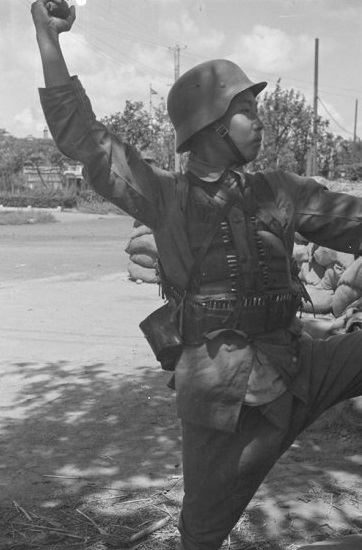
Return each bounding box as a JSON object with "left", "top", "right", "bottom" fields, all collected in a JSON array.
[{"left": 0, "top": 0, "right": 361, "bottom": 140}]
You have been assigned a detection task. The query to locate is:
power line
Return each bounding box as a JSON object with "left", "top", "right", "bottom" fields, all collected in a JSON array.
[
  {"left": 82, "top": 23, "right": 171, "bottom": 53},
  {"left": 72, "top": 27, "right": 172, "bottom": 79},
  {"left": 184, "top": 45, "right": 362, "bottom": 94},
  {"left": 317, "top": 96, "right": 354, "bottom": 135},
  {"left": 23, "top": 0, "right": 361, "bottom": 138},
  {"left": 20, "top": 0, "right": 362, "bottom": 100}
]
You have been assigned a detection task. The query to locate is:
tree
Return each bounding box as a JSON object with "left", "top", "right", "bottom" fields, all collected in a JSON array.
[
  {"left": 317, "top": 121, "right": 338, "bottom": 178},
  {"left": 250, "top": 80, "right": 343, "bottom": 178},
  {"left": 0, "top": 130, "right": 26, "bottom": 192},
  {"left": 0, "top": 131, "right": 72, "bottom": 193},
  {"left": 102, "top": 100, "right": 152, "bottom": 150},
  {"left": 334, "top": 137, "right": 362, "bottom": 180},
  {"left": 150, "top": 99, "right": 175, "bottom": 170},
  {"left": 254, "top": 80, "right": 314, "bottom": 173},
  {"left": 101, "top": 99, "right": 176, "bottom": 170}
]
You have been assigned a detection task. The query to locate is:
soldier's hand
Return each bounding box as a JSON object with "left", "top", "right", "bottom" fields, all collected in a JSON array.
[{"left": 31, "top": 0, "right": 76, "bottom": 36}]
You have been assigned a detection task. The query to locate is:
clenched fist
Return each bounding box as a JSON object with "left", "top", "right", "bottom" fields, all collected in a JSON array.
[{"left": 46, "top": 1, "right": 70, "bottom": 19}]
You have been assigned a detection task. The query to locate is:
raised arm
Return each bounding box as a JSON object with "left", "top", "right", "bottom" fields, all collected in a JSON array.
[
  {"left": 31, "top": 0, "right": 178, "bottom": 230},
  {"left": 31, "top": 0, "right": 76, "bottom": 87}
]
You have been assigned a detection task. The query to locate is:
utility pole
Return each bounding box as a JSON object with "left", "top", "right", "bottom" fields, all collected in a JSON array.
[
  {"left": 149, "top": 84, "right": 157, "bottom": 117},
  {"left": 311, "top": 37, "right": 319, "bottom": 177},
  {"left": 149, "top": 84, "right": 152, "bottom": 117},
  {"left": 353, "top": 98, "right": 359, "bottom": 158},
  {"left": 172, "top": 44, "right": 181, "bottom": 81},
  {"left": 169, "top": 44, "right": 186, "bottom": 172},
  {"left": 353, "top": 98, "right": 359, "bottom": 143}
]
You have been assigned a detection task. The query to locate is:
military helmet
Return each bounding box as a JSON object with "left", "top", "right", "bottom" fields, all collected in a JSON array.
[{"left": 167, "top": 59, "right": 267, "bottom": 153}]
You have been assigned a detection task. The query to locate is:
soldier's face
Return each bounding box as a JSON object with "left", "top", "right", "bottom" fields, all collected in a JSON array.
[{"left": 220, "top": 90, "right": 264, "bottom": 162}]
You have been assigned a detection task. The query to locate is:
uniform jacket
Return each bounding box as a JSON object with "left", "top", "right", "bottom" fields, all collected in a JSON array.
[{"left": 40, "top": 76, "right": 362, "bottom": 431}]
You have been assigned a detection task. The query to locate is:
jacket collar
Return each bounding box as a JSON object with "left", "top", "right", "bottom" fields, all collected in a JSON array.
[{"left": 186, "top": 153, "right": 245, "bottom": 183}]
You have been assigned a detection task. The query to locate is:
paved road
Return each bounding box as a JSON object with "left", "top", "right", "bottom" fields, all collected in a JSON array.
[{"left": 0, "top": 211, "right": 134, "bottom": 282}]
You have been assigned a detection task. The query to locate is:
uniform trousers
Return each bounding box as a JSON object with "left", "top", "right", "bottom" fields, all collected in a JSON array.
[{"left": 178, "top": 330, "right": 362, "bottom": 550}]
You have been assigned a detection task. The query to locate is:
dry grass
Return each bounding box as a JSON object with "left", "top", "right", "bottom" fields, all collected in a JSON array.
[
  {"left": 0, "top": 487, "right": 333, "bottom": 550},
  {"left": 0, "top": 475, "right": 298, "bottom": 550},
  {"left": 0, "top": 502, "right": 288, "bottom": 550},
  {"left": 0, "top": 209, "right": 56, "bottom": 225},
  {"left": 0, "top": 485, "right": 181, "bottom": 550}
]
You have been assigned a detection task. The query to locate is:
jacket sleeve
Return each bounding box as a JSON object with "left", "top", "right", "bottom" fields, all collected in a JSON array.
[
  {"left": 39, "top": 76, "right": 176, "bottom": 230},
  {"left": 270, "top": 171, "right": 362, "bottom": 255}
]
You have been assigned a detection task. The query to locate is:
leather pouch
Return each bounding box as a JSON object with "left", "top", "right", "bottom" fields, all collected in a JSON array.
[{"left": 139, "top": 302, "right": 183, "bottom": 371}]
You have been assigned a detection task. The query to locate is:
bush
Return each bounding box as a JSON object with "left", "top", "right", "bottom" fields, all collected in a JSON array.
[
  {"left": 76, "top": 189, "right": 124, "bottom": 214},
  {"left": 0, "top": 189, "right": 124, "bottom": 214},
  {"left": 0, "top": 190, "right": 77, "bottom": 209}
]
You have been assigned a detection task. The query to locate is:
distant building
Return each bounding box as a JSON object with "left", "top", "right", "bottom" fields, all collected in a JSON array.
[
  {"left": 20, "top": 126, "right": 87, "bottom": 192},
  {"left": 23, "top": 162, "right": 86, "bottom": 192},
  {"left": 63, "top": 162, "right": 85, "bottom": 192},
  {"left": 23, "top": 164, "right": 63, "bottom": 190}
]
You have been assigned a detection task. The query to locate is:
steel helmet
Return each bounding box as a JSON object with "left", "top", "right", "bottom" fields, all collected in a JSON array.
[{"left": 167, "top": 59, "right": 267, "bottom": 153}]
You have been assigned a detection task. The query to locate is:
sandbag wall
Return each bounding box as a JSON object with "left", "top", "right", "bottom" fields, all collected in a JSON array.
[
  {"left": 293, "top": 240, "right": 362, "bottom": 316},
  {"left": 125, "top": 224, "right": 362, "bottom": 315},
  {"left": 125, "top": 221, "right": 159, "bottom": 283}
]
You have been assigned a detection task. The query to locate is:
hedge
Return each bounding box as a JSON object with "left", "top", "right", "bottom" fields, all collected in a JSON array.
[{"left": 0, "top": 192, "right": 77, "bottom": 209}]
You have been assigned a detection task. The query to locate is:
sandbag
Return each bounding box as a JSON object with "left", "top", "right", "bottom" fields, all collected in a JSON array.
[
  {"left": 336, "top": 256, "right": 362, "bottom": 287},
  {"left": 334, "top": 251, "right": 355, "bottom": 270},
  {"left": 334, "top": 286, "right": 362, "bottom": 317},
  {"left": 130, "top": 253, "right": 157, "bottom": 269},
  {"left": 313, "top": 246, "right": 337, "bottom": 267},
  {"left": 127, "top": 261, "right": 159, "bottom": 283},
  {"left": 130, "top": 224, "right": 154, "bottom": 239},
  {"left": 125, "top": 233, "right": 158, "bottom": 257},
  {"left": 302, "top": 285, "right": 334, "bottom": 314},
  {"left": 320, "top": 264, "right": 343, "bottom": 292},
  {"left": 299, "top": 261, "right": 325, "bottom": 286},
  {"left": 293, "top": 243, "right": 309, "bottom": 265},
  {"left": 333, "top": 257, "right": 362, "bottom": 317}
]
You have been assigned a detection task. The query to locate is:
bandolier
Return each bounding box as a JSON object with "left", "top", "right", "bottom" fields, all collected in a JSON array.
[{"left": 159, "top": 169, "right": 306, "bottom": 345}]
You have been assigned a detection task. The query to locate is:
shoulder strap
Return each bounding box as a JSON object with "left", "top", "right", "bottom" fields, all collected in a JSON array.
[
  {"left": 184, "top": 170, "right": 241, "bottom": 290},
  {"left": 246, "top": 173, "right": 286, "bottom": 240}
]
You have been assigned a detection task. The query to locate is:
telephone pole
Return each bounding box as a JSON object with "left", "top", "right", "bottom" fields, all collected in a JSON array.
[
  {"left": 311, "top": 37, "right": 319, "bottom": 177},
  {"left": 169, "top": 44, "right": 186, "bottom": 171},
  {"left": 172, "top": 44, "right": 182, "bottom": 81},
  {"left": 354, "top": 98, "right": 359, "bottom": 143}
]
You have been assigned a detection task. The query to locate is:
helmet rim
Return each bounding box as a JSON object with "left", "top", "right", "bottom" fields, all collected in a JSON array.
[{"left": 167, "top": 59, "right": 267, "bottom": 153}]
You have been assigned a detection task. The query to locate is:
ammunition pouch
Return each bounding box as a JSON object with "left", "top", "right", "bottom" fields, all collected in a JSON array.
[
  {"left": 140, "top": 289, "right": 301, "bottom": 368},
  {"left": 140, "top": 172, "right": 302, "bottom": 366},
  {"left": 139, "top": 302, "right": 183, "bottom": 371},
  {"left": 181, "top": 290, "right": 302, "bottom": 345}
]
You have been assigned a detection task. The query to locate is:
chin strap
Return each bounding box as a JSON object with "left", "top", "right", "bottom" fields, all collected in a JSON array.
[{"left": 214, "top": 122, "right": 247, "bottom": 165}]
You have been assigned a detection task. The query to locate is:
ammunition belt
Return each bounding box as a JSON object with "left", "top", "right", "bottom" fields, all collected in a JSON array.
[{"left": 164, "top": 283, "right": 302, "bottom": 344}]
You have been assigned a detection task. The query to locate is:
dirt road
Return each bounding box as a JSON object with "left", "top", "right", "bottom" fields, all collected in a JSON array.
[
  {"left": 0, "top": 212, "right": 180, "bottom": 499},
  {"left": 0, "top": 211, "right": 361, "bottom": 549}
]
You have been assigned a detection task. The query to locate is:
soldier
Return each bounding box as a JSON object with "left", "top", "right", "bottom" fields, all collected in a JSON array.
[{"left": 32, "top": 1, "right": 362, "bottom": 549}]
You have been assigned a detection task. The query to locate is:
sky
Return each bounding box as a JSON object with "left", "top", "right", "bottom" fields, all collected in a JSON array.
[{"left": 0, "top": 0, "right": 361, "bottom": 141}]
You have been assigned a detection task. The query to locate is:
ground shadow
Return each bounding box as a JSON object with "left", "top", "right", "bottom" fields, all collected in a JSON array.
[
  {"left": 0, "top": 360, "right": 182, "bottom": 547},
  {"left": 0, "top": 359, "right": 361, "bottom": 549},
  {"left": 229, "top": 398, "right": 362, "bottom": 548}
]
